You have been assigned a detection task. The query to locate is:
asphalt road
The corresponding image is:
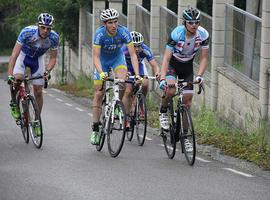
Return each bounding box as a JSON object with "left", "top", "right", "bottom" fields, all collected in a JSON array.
[{"left": 0, "top": 78, "right": 269, "bottom": 200}]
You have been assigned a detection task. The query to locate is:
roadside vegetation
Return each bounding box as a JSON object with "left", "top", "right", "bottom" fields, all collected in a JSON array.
[{"left": 52, "top": 75, "right": 270, "bottom": 170}]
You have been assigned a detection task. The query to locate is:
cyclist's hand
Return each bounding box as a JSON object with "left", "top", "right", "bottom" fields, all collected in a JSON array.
[
  {"left": 7, "top": 75, "right": 14, "bottom": 85},
  {"left": 44, "top": 70, "right": 51, "bottom": 80},
  {"left": 159, "top": 79, "right": 167, "bottom": 90},
  {"left": 195, "top": 75, "right": 203, "bottom": 84},
  {"left": 135, "top": 74, "right": 143, "bottom": 85},
  {"left": 100, "top": 72, "right": 108, "bottom": 81}
]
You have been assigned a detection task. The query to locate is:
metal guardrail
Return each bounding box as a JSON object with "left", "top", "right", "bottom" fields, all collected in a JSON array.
[{"left": 135, "top": 4, "right": 150, "bottom": 46}]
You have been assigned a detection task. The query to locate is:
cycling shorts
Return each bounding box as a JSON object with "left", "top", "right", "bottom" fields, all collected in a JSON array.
[
  {"left": 166, "top": 57, "right": 194, "bottom": 93},
  {"left": 13, "top": 51, "right": 45, "bottom": 86},
  {"left": 93, "top": 54, "right": 127, "bottom": 85}
]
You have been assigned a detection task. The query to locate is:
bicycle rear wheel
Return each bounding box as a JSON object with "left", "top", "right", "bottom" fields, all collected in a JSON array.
[
  {"left": 28, "top": 95, "right": 43, "bottom": 149},
  {"left": 180, "top": 105, "right": 196, "bottom": 166},
  {"left": 135, "top": 94, "right": 147, "bottom": 146},
  {"left": 162, "top": 102, "right": 176, "bottom": 159},
  {"left": 96, "top": 101, "right": 106, "bottom": 151},
  {"left": 17, "top": 97, "right": 29, "bottom": 143},
  {"left": 107, "top": 100, "right": 126, "bottom": 157}
]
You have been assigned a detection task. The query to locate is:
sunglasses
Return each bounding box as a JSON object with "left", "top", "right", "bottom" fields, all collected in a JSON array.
[
  {"left": 39, "top": 25, "right": 52, "bottom": 31},
  {"left": 186, "top": 20, "right": 200, "bottom": 25}
]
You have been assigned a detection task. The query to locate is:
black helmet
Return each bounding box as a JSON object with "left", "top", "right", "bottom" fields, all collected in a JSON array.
[{"left": 182, "top": 7, "right": 200, "bottom": 21}]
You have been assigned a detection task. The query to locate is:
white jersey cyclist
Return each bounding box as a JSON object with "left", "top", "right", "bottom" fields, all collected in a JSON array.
[
  {"left": 13, "top": 25, "right": 59, "bottom": 85},
  {"left": 166, "top": 25, "right": 209, "bottom": 63}
]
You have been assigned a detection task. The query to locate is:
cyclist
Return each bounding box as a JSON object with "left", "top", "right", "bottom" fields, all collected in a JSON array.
[
  {"left": 122, "top": 31, "right": 160, "bottom": 128},
  {"left": 159, "top": 7, "right": 209, "bottom": 150},
  {"left": 90, "top": 8, "right": 141, "bottom": 145},
  {"left": 7, "top": 13, "right": 59, "bottom": 134}
]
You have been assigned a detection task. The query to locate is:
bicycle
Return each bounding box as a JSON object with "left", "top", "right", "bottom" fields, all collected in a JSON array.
[
  {"left": 95, "top": 76, "right": 133, "bottom": 157},
  {"left": 161, "top": 79, "right": 203, "bottom": 165},
  {"left": 126, "top": 75, "right": 156, "bottom": 146},
  {"left": 10, "top": 74, "right": 48, "bottom": 149}
]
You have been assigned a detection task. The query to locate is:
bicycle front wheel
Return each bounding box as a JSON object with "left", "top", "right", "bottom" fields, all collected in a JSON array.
[
  {"left": 162, "top": 102, "right": 176, "bottom": 159},
  {"left": 134, "top": 94, "right": 147, "bottom": 146},
  {"left": 28, "top": 95, "right": 43, "bottom": 149},
  {"left": 180, "top": 105, "right": 196, "bottom": 166},
  {"left": 107, "top": 100, "right": 126, "bottom": 157},
  {"left": 17, "top": 96, "right": 29, "bottom": 143}
]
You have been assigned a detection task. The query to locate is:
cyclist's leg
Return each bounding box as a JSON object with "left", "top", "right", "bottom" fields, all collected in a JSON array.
[
  {"left": 141, "top": 61, "right": 149, "bottom": 97},
  {"left": 29, "top": 55, "right": 45, "bottom": 113},
  {"left": 90, "top": 63, "right": 108, "bottom": 145},
  {"left": 10, "top": 52, "right": 26, "bottom": 119},
  {"left": 123, "top": 62, "right": 134, "bottom": 115}
]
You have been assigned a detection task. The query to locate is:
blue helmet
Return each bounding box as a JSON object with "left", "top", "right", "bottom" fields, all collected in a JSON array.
[
  {"left": 182, "top": 7, "right": 200, "bottom": 21},
  {"left": 38, "top": 13, "right": 54, "bottom": 26}
]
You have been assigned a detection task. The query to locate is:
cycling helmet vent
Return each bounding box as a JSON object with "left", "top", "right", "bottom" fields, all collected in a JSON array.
[
  {"left": 183, "top": 7, "right": 200, "bottom": 21},
  {"left": 38, "top": 13, "right": 54, "bottom": 26},
  {"left": 130, "top": 31, "right": 144, "bottom": 45},
  {"left": 100, "top": 8, "right": 119, "bottom": 21}
]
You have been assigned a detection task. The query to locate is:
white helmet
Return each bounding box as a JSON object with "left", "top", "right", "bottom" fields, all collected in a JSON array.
[
  {"left": 130, "top": 31, "right": 144, "bottom": 45},
  {"left": 100, "top": 8, "right": 119, "bottom": 21},
  {"left": 38, "top": 13, "right": 54, "bottom": 26}
]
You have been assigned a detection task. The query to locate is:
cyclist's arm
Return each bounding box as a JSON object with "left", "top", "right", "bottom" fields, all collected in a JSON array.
[
  {"left": 7, "top": 42, "right": 22, "bottom": 76},
  {"left": 127, "top": 44, "right": 139, "bottom": 75},
  {"left": 160, "top": 49, "right": 173, "bottom": 80},
  {"left": 46, "top": 49, "right": 57, "bottom": 72},
  {"left": 93, "top": 46, "right": 103, "bottom": 73},
  {"left": 197, "top": 48, "right": 208, "bottom": 76},
  {"left": 148, "top": 59, "right": 160, "bottom": 75}
]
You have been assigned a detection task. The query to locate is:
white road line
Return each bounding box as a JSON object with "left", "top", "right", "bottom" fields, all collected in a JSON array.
[
  {"left": 223, "top": 168, "right": 254, "bottom": 178},
  {"left": 88, "top": 113, "right": 93, "bottom": 117},
  {"left": 65, "top": 103, "right": 72, "bottom": 107},
  {"left": 43, "top": 90, "right": 47, "bottom": 94},
  {"left": 48, "top": 93, "right": 54, "bottom": 97},
  {"left": 56, "top": 98, "right": 63, "bottom": 102},
  {"left": 75, "top": 107, "right": 84, "bottom": 112},
  {"left": 145, "top": 136, "right": 152, "bottom": 141},
  {"left": 196, "top": 157, "right": 211, "bottom": 163}
]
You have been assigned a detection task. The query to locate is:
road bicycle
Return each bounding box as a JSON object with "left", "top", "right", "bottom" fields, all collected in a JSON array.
[
  {"left": 96, "top": 76, "right": 133, "bottom": 157},
  {"left": 126, "top": 76, "right": 156, "bottom": 146},
  {"left": 11, "top": 74, "right": 47, "bottom": 149},
  {"left": 161, "top": 79, "right": 203, "bottom": 165}
]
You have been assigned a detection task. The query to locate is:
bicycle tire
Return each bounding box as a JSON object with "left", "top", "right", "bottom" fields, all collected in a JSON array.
[
  {"left": 107, "top": 100, "right": 126, "bottom": 157},
  {"left": 135, "top": 94, "right": 147, "bottom": 146},
  {"left": 162, "top": 102, "right": 176, "bottom": 159},
  {"left": 28, "top": 96, "right": 43, "bottom": 149},
  {"left": 179, "top": 105, "right": 196, "bottom": 166},
  {"left": 17, "top": 96, "right": 29, "bottom": 143},
  {"left": 96, "top": 101, "right": 106, "bottom": 151},
  {"left": 127, "top": 96, "right": 136, "bottom": 141}
]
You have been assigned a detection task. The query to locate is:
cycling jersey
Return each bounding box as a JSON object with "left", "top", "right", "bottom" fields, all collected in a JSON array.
[
  {"left": 13, "top": 25, "right": 59, "bottom": 85},
  {"left": 93, "top": 25, "right": 132, "bottom": 85},
  {"left": 93, "top": 25, "right": 133, "bottom": 59},
  {"left": 17, "top": 25, "right": 59, "bottom": 58},
  {"left": 166, "top": 25, "right": 209, "bottom": 63},
  {"left": 122, "top": 42, "right": 154, "bottom": 75}
]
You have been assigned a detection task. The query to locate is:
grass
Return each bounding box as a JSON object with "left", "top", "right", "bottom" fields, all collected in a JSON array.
[
  {"left": 193, "top": 107, "right": 270, "bottom": 170},
  {"left": 53, "top": 77, "right": 270, "bottom": 170},
  {"left": 51, "top": 74, "right": 94, "bottom": 99}
]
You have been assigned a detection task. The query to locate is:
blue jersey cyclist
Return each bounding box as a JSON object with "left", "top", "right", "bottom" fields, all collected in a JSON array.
[
  {"left": 7, "top": 13, "right": 59, "bottom": 133},
  {"left": 159, "top": 7, "right": 209, "bottom": 151},
  {"left": 122, "top": 31, "right": 160, "bottom": 127},
  {"left": 90, "top": 8, "right": 140, "bottom": 145}
]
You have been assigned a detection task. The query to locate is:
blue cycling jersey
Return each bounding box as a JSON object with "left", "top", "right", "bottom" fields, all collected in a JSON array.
[
  {"left": 93, "top": 25, "right": 133, "bottom": 58},
  {"left": 17, "top": 25, "right": 59, "bottom": 58},
  {"left": 122, "top": 42, "right": 154, "bottom": 70},
  {"left": 166, "top": 25, "right": 209, "bottom": 62}
]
